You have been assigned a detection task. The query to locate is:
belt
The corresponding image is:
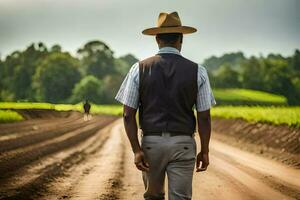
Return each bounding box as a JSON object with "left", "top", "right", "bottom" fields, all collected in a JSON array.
[{"left": 142, "top": 131, "right": 194, "bottom": 137}]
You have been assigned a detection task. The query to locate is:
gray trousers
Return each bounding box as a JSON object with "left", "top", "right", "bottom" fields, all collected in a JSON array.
[{"left": 141, "top": 133, "right": 196, "bottom": 200}]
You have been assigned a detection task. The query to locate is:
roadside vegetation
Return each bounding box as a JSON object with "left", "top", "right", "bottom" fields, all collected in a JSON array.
[
  {"left": 205, "top": 51, "right": 300, "bottom": 105},
  {"left": 0, "top": 102, "right": 123, "bottom": 120},
  {"left": 213, "top": 88, "right": 287, "bottom": 106},
  {"left": 0, "top": 110, "right": 24, "bottom": 123},
  {"left": 211, "top": 106, "right": 300, "bottom": 128},
  {"left": 1, "top": 102, "right": 299, "bottom": 128}
]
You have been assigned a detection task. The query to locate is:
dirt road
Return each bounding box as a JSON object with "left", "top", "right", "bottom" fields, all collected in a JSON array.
[{"left": 0, "top": 115, "right": 299, "bottom": 200}]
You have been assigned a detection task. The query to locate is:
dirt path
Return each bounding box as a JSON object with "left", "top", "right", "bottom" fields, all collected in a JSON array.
[
  {"left": 120, "top": 122, "right": 300, "bottom": 200},
  {"left": 0, "top": 116, "right": 299, "bottom": 200}
]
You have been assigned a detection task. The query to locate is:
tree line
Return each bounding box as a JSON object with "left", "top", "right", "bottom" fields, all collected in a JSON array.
[
  {"left": 204, "top": 50, "right": 300, "bottom": 105},
  {"left": 0, "top": 41, "right": 137, "bottom": 104},
  {"left": 0, "top": 40, "right": 299, "bottom": 105}
]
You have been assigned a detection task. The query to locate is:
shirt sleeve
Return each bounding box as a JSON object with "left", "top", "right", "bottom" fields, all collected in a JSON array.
[
  {"left": 115, "top": 62, "right": 140, "bottom": 109},
  {"left": 196, "top": 64, "right": 217, "bottom": 112}
]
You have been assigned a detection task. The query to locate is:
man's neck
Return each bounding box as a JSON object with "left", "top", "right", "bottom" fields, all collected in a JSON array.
[
  {"left": 157, "top": 47, "right": 181, "bottom": 56},
  {"left": 159, "top": 45, "right": 180, "bottom": 52}
]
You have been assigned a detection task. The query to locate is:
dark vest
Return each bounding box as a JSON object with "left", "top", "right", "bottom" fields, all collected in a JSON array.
[{"left": 139, "top": 53, "right": 198, "bottom": 135}]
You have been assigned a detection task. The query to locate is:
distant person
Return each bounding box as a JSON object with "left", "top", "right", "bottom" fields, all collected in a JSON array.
[
  {"left": 83, "top": 100, "right": 91, "bottom": 121},
  {"left": 115, "top": 12, "right": 216, "bottom": 200}
]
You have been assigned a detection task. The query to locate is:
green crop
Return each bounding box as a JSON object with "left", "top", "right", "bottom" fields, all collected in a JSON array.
[
  {"left": 211, "top": 106, "right": 300, "bottom": 128},
  {"left": 0, "top": 110, "right": 24, "bottom": 123},
  {"left": 0, "top": 102, "right": 55, "bottom": 110},
  {"left": 213, "top": 88, "right": 287, "bottom": 106},
  {"left": 1, "top": 102, "right": 299, "bottom": 128}
]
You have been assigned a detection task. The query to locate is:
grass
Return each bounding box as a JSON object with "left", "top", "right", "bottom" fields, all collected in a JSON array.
[
  {"left": 90, "top": 104, "right": 123, "bottom": 116},
  {"left": 0, "top": 102, "right": 123, "bottom": 123},
  {"left": 0, "top": 110, "right": 24, "bottom": 123},
  {"left": 1, "top": 102, "right": 299, "bottom": 128},
  {"left": 0, "top": 102, "right": 123, "bottom": 116},
  {"left": 0, "top": 102, "right": 55, "bottom": 110},
  {"left": 211, "top": 106, "right": 300, "bottom": 128},
  {"left": 213, "top": 88, "right": 287, "bottom": 106}
]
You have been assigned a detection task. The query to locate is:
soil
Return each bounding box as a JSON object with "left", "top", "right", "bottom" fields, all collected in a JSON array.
[
  {"left": 0, "top": 110, "right": 299, "bottom": 200},
  {"left": 212, "top": 117, "right": 300, "bottom": 168},
  {"left": 16, "top": 109, "right": 72, "bottom": 120}
]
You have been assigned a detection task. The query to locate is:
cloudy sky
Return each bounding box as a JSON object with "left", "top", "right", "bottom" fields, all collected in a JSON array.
[{"left": 0, "top": 0, "right": 299, "bottom": 63}]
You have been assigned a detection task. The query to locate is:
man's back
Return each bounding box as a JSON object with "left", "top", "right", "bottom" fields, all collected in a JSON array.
[
  {"left": 83, "top": 102, "right": 91, "bottom": 113},
  {"left": 139, "top": 53, "right": 198, "bottom": 135}
]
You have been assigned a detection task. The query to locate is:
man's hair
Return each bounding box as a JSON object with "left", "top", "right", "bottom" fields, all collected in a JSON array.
[{"left": 156, "top": 33, "right": 183, "bottom": 45}]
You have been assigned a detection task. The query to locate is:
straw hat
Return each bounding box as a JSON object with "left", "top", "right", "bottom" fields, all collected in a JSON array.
[{"left": 142, "top": 12, "right": 197, "bottom": 35}]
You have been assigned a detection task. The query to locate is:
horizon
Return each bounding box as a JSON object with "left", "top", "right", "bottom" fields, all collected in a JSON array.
[{"left": 1, "top": 40, "right": 299, "bottom": 64}]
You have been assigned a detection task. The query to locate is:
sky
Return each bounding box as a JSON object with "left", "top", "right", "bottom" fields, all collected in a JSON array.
[{"left": 0, "top": 0, "right": 299, "bottom": 63}]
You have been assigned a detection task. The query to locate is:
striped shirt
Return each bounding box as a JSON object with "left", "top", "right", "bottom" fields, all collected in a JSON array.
[{"left": 115, "top": 47, "right": 216, "bottom": 112}]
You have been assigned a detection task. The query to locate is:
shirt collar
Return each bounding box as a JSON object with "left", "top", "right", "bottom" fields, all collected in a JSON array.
[{"left": 157, "top": 47, "right": 181, "bottom": 56}]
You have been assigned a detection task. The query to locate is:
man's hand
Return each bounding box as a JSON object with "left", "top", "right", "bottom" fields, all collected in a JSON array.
[
  {"left": 134, "top": 150, "right": 149, "bottom": 171},
  {"left": 123, "top": 105, "right": 149, "bottom": 171},
  {"left": 196, "top": 151, "right": 209, "bottom": 172}
]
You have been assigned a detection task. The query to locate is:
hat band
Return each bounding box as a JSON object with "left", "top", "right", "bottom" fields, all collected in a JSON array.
[{"left": 158, "top": 24, "right": 182, "bottom": 28}]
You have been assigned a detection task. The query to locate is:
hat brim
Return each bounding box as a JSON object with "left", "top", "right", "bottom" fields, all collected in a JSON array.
[{"left": 142, "top": 26, "right": 197, "bottom": 35}]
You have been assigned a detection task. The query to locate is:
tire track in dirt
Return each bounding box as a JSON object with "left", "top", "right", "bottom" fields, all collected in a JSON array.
[
  {"left": 0, "top": 112, "right": 81, "bottom": 136},
  {"left": 71, "top": 121, "right": 125, "bottom": 200},
  {"left": 210, "top": 139, "right": 300, "bottom": 190},
  {"left": 0, "top": 116, "right": 116, "bottom": 180},
  {"left": 205, "top": 155, "right": 293, "bottom": 200},
  {"left": 1, "top": 118, "right": 299, "bottom": 200},
  {"left": 36, "top": 119, "right": 125, "bottom": 200},
  {"left": 0, "top": 115, "right": 83, "bottom": 141},
  {"left": 0, "top": 123, "right": 99, "bottom": 177},
  {"left": 210, "top": 148, "right": 300, "bottom": 199},
  {"left": 0, "top": 118, "right": 98, "bottom": 162},
  {"left": 0, "top": 117, "right": 118, "bottom": 200},
  {"left": 0, "top": 117, "right": 95, "bottom": 152},
  {"left": 192, "top": 136, "right": 299, "bottom": 200}
]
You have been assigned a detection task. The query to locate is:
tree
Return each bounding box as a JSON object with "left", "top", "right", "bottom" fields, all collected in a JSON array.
[
  {"left": 241, "top": 57, "right": 266, "bottom": 90},
  {"left": 1, "top": 51, "right": 23, "bottom": 100},
  {"left": 0, "top": 59, "right": 3, "bottom": 86},
  {"left": 214, "top": 64, "right": 241, "bottom": 88},
  {"left": 33, "top": 52, "right": 81, "bottom": 103},
  {"left": 51, "top": 44, "right": 62, "bottom": 53},
  {"left": 77, "top": 40, "right": 115, "bottom": 79},
  {"left": 203, "top": 52, "right": 245, "bottom": 72},
  {"left": 114, "top": 54, "right": 139, "bottom": 77},
  {"left": 70, "top": 75, "right": 103, "bottom": 104},
  {"left": 290, "top": 49, "right": 300, "bottom": 72},
  {"left": 289, "top": 49, "right": 300, "bottom": 104},
  {"left": 0, "top": 43, "right": 49, "bottom": 101},
  {"left": 119, "top": 54, "right": 139, "bottom": 66},
  {"left": 263, "top": 58, "right": 297, "bottom": 104},
  {"left": 101, "top": 74, "right": 124, "bottom": 104},
  {"left": 290, "top": 77, "right": 300, "bottom": 104},
  {"left": 0, "top": 60, "right": 4, "bottom": 101}
]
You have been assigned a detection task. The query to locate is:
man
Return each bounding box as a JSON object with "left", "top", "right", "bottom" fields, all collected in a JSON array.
[
  {"left": 83, "top": 99, "right": 91, "bottom": 121},
  {"left": 115, "top": 12, "right": 216, "bottom": 200}
]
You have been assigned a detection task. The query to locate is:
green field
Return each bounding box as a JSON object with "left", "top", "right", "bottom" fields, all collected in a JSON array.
[
  {"left": 213, "top": 88, "right": 287, "bottom": 106},
  {"left": 211, "top": 106, "right": 300, "bottom": 128},
  {"left": 0, "top": 102, "right": 122, "bottom": 114},
  {"left": 0, "top": 110, "right": 24, "bottom": 123},
  {"left": 0, "top": 102, "right": 123, "bottom": 115},
  {"left": 1, "top": 102, "right": 299, "bottom": 128},
  {"left": 0, "top": 102, "right": 56, "bottom": 110}
]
